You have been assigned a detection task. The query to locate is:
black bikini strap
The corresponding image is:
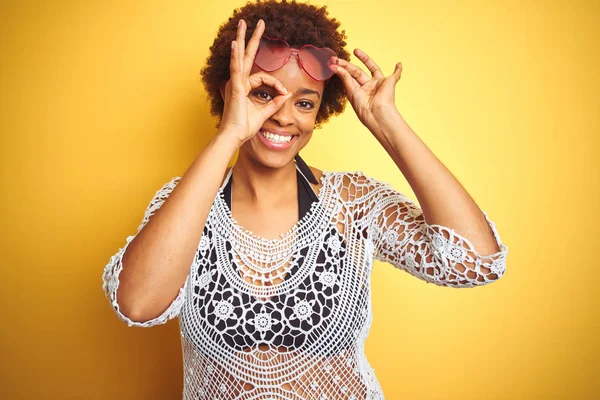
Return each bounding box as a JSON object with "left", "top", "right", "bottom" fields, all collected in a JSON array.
[{"left": 294, "top": 153, "right": 318, "bottom": 184}]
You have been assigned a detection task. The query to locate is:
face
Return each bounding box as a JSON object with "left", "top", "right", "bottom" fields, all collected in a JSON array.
[{"left": 227, "top": 52, "right": 325, "bottom": 169}]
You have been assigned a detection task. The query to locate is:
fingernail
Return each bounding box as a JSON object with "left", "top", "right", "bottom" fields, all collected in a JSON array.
[
  {"left": 238, "top": 19, "right": 242, "bottom": 27},
  {"left": 282, "top": 87, "right": 288, "bottom": 94}
]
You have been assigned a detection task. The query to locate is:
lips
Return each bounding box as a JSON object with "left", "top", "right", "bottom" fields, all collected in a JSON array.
[{"left": 257, "top": 129, "right": 298, "bottom": 150}]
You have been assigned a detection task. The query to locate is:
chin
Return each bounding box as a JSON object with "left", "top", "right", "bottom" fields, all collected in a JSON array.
[
  {"left": 253, "top": 150, "right": 296, "bottom": 170},
  {"left": 246, "top": 134, "right": 303, "bottom": 168}
]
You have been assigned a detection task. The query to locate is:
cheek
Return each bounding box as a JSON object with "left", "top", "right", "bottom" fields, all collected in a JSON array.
[
  {"left": 297, "top": 115, "right": 317, "bottom": 134},
  {"left": 299, "top": 129, "right": 314, "bottom": 144},
  {"left": 298, "top": 132, "right": 314, "bottom": 150}
]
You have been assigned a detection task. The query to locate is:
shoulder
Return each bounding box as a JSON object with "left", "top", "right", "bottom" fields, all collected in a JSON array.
[
  {"left": 325, "top": 168, "right": 385, "bottom": 188},
  {"left": 307, "top": 166, "right": 324, "bottom": 182},
  {"left": 308, "top": 166, "right": 372, "bottom": 183},
  {"left": 311, "top": 168, "right": 388, "bottom": 203}
]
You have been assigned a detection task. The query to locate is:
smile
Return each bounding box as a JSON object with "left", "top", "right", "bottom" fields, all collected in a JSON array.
[{"left": 258, "top": 130, "right": 298, "bottom": 150}]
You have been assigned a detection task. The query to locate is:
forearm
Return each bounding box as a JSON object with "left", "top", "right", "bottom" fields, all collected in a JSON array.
[
  {"left": 371, "top": 106, "right": 501, "bottom": 257},
  {"left": 117, "top": 131, "right": 241, "bottom": 322}
]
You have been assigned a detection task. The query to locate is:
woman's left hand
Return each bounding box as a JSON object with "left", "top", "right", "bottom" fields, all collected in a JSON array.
[{"left": 330, "top": 49, "right": 402, "bottom": 135}]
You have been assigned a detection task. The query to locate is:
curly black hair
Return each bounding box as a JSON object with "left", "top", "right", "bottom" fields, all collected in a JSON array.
[{"left": 200, "top": 0, "right": 351, "bottom": 129}]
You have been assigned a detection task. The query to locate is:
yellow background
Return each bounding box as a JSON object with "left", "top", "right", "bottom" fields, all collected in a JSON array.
[{"left": 1, "top": 0, "right": 598, "bottom": 399}]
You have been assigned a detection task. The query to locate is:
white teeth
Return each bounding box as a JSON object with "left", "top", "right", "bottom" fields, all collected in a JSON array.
[{"left": 261, "top": 131, "right": 293, "bottom": 143}]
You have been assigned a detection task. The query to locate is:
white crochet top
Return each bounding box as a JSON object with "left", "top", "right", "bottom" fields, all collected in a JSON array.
[{"left": 102, "top": 164, "right": 508, "bottom": 399}]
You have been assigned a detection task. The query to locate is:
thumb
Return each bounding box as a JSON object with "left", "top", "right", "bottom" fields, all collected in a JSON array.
[{"left": 392, "top": 62, "right": 403, "bottom": 84}]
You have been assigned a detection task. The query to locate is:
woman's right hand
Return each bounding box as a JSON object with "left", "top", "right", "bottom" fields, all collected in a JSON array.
[{"left": 218, "top": 19, "right": 293, "bottom": 146}]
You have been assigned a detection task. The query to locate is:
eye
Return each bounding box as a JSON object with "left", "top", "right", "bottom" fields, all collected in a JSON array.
[
  {"left": 252, "top": 90, "right": 274, "bottom": 102},
  {"left": 297, "top": 100, "right": 314, "bottom": 110}
]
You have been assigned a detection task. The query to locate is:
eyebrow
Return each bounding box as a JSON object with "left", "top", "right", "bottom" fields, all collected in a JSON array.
[{"left": 295, "top": 88, "right": 321, "bottom": 99}]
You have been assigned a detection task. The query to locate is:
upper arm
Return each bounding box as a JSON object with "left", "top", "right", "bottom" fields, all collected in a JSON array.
[{"left": 101, "top": 176, "right": 189, "bottom": 327}]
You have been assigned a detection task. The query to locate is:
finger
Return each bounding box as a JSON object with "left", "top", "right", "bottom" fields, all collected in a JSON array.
[
  {"left": 392, "top": 62, "right": 403, "bottom": 84},
  {"left": 333, "top": 58, "right": 371, "bottom": 86},
  {"left": 248, "top": 72, "right": 288, "bottom": 95},
  {"left": 260, "top": 91, "right": 293, "bottom": 120},
  {"left": 330, "top": 64, "right": 360, "bottom": 95},
  {"left": 243, "top": 19, "right": 265, "bottom": 76},
  {"left": 228, "top": 40, "right": 244, "bottom": 95},
  {"left": 236, "top": 19, "right": 247, "bottom": 75},
  {"left": 229, "top": 40, "right": 239, "bottom": 76},
  {"left": 354, "top": 48, "right": 384, "bottom": 79}
]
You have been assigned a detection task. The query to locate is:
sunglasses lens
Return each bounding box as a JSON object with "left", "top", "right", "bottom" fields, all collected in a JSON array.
[
  {"left": 256, "top": 37, "right": 290, "bottom": 71},
  {"left": 300, "top": 46, "right": 337, "bottom": 81}
]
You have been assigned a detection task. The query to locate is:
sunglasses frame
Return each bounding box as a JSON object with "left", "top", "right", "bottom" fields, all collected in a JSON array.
[{"left": 254, "top": 35, "right": 338, "bottom": 82}]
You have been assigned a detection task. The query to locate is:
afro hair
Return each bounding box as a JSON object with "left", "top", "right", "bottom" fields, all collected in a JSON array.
[{"left": 200, "top": 0, "right": 351, "bottom": 129}]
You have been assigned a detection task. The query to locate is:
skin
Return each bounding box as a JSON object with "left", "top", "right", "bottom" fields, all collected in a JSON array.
[
  {"left": 217, "top": 19, "right": 327, "bottom": 246},
  {"left": 219, "top": 55, "right": 326, "bottom": 244},
  {"left": 221, "top": 57, "right": 327, "bottom": 287}
]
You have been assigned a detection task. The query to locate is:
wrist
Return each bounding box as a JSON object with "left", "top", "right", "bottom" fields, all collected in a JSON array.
[
  {"left": 214, "top": 128, "right": 244, "bottom": 151},
  {"left": 370, "top": 105, "right": 403, "bottom": 137}
]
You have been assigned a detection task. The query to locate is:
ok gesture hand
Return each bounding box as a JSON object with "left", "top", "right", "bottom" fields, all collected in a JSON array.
[
  {"left": 331, "top": 49, "right": 403, "bottom": 136},
  {"left": 219, "top": 19, "right": 293, "bottom": 146}
]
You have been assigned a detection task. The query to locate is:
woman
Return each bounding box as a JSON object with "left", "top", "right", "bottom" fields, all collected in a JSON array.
[{"left": 102, "top": 1, "right": 509, "bottom": 398}]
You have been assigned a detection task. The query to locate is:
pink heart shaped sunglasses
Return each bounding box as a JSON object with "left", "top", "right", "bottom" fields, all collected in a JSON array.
[{"left": 254, "top": 36, "right": 338, "bottom": 82}]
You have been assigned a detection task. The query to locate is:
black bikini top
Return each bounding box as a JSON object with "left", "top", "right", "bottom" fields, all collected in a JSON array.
[{"left": 210, "top": 155, "right": 355, "bottom": 353}]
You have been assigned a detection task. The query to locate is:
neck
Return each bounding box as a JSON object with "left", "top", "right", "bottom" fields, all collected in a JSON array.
[{"left": 232, "top": 153, "right": 297, "bottom": 207}]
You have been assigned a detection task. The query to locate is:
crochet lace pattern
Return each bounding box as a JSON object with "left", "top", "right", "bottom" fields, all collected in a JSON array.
[{"left": 102, "top": 169, "right": 508, "bottom": 399}]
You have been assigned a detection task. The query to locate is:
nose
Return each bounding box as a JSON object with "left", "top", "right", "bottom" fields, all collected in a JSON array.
[{"left": 269, "top": 96, "right": 294, "bottom": 127}]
